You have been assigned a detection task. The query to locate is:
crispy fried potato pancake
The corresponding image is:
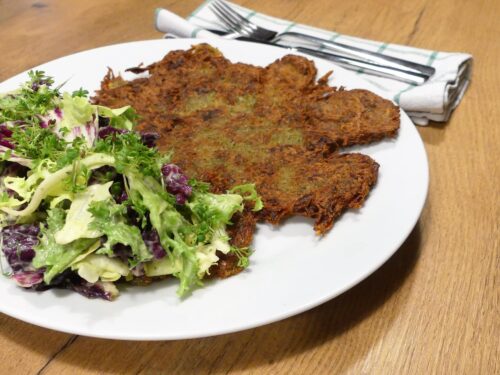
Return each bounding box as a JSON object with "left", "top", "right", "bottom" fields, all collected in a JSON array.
[{"left": 93, "top": 44, "right": 399, "bottom": 277}]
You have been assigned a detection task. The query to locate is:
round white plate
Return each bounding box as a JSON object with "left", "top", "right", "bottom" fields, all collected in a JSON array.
[{"left": 0, "top": 39, "right": 428, "bottom": 340}]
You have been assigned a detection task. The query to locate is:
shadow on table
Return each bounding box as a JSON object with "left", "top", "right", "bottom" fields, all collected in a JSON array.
[{"left": 0, "top": 223, "right": 422, "bottom": 374}]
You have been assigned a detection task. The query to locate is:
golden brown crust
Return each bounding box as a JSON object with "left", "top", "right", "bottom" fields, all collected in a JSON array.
[
  {"left": 256, "top": 151, "right": 379, "bottom": 234},
  {"left": 226, "top": 210, "right": 258, "bottom": 248}
]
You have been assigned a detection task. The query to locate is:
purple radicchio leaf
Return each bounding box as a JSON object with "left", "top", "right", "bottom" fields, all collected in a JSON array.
[
  {"left": 142, "top": 229, "right": 166, "bottom": 259},
  {"left": 98, "top": 126, "right": 128, "bottom": 139},
  {"left": 1, "top": 224, "right": 43, "bottom": 288},
  {"left": 140, "top": 131, "right": 160, "bottom": 148},
  {"left": 48, "top": 271, "right": 117, "bottom": 300},
  {"left": 2, "top": 224, "right": 40, "bottom": 273},
  {"left": 0, "top": 125, "right": 14, "bottom": 149},
  {"left": 112, "top": 243, "right": 132, "bottom": 263},
  {"left": 115, "top": 190, "right": 128, "bottom": 204},
  {"left": 161, "top": 164, "right": 192, "bottom": 205},
  {"left": 69, "top": 280, "right": 117, "bottom": 300},
  {"left": 97, "top": 115, "right": 110, "bottom": 127},
  {"left": 0, "top": 162, "right": 29, "bottom": 179},
  {"left": 0, "top": 139, "right": 14, "bottom": 149},
  {"left": 12, "top": 270, "right": 44, "bottom": 288},
  {"left": 0, "top": 125, "right": 13, "bottom": 138}
]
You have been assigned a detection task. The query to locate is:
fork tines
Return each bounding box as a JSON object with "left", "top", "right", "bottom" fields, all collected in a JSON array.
[{"left": 210, "top": 0, "right": 255, "bottom": 36}]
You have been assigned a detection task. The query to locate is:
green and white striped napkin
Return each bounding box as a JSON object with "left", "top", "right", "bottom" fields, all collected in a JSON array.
[{"left": 156, "top": 1, "right": 472, "bottom": 125}]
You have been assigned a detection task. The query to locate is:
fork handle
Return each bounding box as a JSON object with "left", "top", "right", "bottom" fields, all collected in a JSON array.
[{"left": 278, "top": 32, "right": 436, "bottom": 78}]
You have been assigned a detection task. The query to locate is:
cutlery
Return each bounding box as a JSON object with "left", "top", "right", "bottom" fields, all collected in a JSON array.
[
  {"left": 203, "top": 29, "right": 432, "bottom": 84},
  {"left": 155, "top": 7, "right": 430, "bottom": 84},
  {"left": 209, "top": 0, "right": 435, "bottom": 83}
]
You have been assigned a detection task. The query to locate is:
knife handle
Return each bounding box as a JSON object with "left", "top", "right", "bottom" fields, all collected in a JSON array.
[
  {"left": 295, "top": 46, "right": 428, "bottom": 85},
  {"left": 279, "top": 32, "right": 435, "bottom": 78}
]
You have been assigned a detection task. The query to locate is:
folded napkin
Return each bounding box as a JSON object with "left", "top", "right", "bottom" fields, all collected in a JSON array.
[{"left": 155, "top": 2, "right": 472, "bottom": 125}]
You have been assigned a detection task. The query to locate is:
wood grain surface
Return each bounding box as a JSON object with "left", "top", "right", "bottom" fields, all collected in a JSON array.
[{"left": 0, "top": 0, "right": 498, "bottom": 374}]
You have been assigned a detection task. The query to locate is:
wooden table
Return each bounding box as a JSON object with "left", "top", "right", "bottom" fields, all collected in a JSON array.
[{"left": 0, "top": 0, "right": 498, "bottom": 373}]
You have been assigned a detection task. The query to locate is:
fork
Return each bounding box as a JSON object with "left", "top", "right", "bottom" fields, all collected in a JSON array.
[{"left": 210, "top": 0, "right": 436, "bottom": 83}]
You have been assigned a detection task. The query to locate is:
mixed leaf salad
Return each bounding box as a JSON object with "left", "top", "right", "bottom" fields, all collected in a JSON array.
[{"left": 0, "top": 71, "right": 261, "bottom": 300}]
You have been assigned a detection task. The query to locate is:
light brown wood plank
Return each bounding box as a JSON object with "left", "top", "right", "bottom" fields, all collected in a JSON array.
[{"left": 0, "top": 0, "right": 498, "bottom": 374}]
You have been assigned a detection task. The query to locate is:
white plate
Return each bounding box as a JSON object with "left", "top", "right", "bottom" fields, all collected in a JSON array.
[{"left": 0, "top": 39, "right": 428, "bottom": 340}]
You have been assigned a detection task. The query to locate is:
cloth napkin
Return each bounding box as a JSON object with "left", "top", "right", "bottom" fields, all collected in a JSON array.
[{"left": 155, "top": 2, "right": 472, "bottom": 125}]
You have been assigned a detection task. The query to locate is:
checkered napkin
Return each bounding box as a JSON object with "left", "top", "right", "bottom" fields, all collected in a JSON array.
[{"left": 155, "top": 1, "right": 472, "bottom": 125}]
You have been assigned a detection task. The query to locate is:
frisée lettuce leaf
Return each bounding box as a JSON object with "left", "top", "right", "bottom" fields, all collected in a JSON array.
[
  {"left": 32, "top": 207, "right": 100, "bottom": 284},
  {"left": 89, "top": 199, "right": 152, "bottom": 266},
  {"left": 126, "top": 171, "right": 198, "bottom": 296},
  {"left": 54, "top": 182, "right": 113, "bottom": 244}
]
